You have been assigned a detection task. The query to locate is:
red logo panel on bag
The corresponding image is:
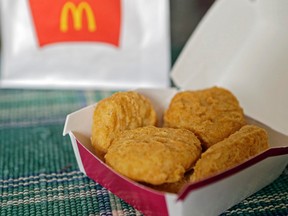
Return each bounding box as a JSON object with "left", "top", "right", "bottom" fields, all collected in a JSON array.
[{"left": 29, "top": 0, "right": 121, "bottom": 47}]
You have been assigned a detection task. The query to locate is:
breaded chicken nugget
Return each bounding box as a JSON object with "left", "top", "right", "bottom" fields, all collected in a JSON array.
[
  {"left": 191, "top": 125, "right": 269, "bottom": 182},
  {"left": 105, "top": 126, "right": 202, "bottom": 185},
  {"left": 146, "top": 170, "right": 193, "bottom": 194},
  {"left": 91, "top": 91, "right": 157, "bottom": 157},
  {"left": 164, "top": 87, "right": 246, "bottom": 149}
]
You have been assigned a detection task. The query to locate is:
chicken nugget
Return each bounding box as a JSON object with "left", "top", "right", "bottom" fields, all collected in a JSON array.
[
  {"left": 91, "top": 91, "right": 157, "bottom": 158},
  {"left": 191, "top": 125, "right": 269, "bottom": 182},
  {"left": 146, "top": 170, "right": 193, "bottom": 194},
  {"left": 164, "top": 86, "right": 246, "bottom": 149},
  {"left": 105, "top": 126, "right": 202, "bottom": 185}
]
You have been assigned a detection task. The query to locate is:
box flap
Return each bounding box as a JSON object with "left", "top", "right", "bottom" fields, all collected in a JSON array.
[
  {"left": 171, "top": 0, "right": 288, "bottom": 135},
  {"left": 63, "top": 104, "right": 95, "bottom": 137}
]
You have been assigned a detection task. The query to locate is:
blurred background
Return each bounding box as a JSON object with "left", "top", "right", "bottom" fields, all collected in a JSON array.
[
  {"left": 0, "top": 0, "right": 215, "bottom": 69},
  {"left": 170, "top": 0, "right": 214, "bottom": 64}
]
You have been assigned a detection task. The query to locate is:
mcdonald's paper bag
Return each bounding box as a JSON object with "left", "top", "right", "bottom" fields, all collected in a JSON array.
[{"left": 0, "top": 0, "right": 170, "bottom": 89}]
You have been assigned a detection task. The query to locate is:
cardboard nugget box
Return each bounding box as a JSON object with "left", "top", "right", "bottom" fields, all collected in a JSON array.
[{"left": 63, "top": 0, "right": 288, "bottom": 215}]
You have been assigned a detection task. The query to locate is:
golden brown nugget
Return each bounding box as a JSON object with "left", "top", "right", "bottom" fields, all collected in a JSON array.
[
  {"left": 164, "top": 86, "right": 246, "bottom": 149},
  {"left": 105, "top": 126, "right": 202, "bottom": 185},
  {"left": 91, "top": 91, "right": 157, "bottom": 157},
  {"left": 146, "top": 170, "right": 193, "bottom": 194},
  {"left": 191, "top": 125, "right": 269, "bottom": 182}
]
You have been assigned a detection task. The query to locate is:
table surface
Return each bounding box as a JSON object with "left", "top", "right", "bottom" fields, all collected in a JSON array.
[{"left": 0, "top": 89, "right": 287, "bottom": 216}]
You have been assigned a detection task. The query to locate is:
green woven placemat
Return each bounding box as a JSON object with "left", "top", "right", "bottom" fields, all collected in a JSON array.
[
  {"left": 0, "top": 170, "right": 142, "bottom": 216},
  {"left": 0, "top": 89, "right": 287, "bottom": 216}
]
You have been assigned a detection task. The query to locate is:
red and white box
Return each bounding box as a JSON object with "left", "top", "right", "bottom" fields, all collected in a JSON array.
[{"left": 64, "top": 0, "right": 288, "bottom": 215}]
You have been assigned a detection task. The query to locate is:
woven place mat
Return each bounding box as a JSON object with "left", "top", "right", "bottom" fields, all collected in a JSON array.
[
  {"left": 0, "top": 170, "right": 142, "bottom": 216},
  {"left": 0, "top": 89, "right": 287, "bottom": 216}
]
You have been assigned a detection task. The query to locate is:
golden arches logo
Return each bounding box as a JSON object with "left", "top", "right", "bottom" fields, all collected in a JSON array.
[{"left": 60, "top": 1, "right": 96, "bottom": 32}]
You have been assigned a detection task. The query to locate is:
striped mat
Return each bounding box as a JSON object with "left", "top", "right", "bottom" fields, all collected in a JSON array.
[{"left": 0, "top": 89, "right": 287, "bottom": 215}]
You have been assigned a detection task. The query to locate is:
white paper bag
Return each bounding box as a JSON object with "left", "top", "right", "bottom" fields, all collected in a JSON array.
[{"left": 0, "top": 0, "right": 170, "bottom": 89}]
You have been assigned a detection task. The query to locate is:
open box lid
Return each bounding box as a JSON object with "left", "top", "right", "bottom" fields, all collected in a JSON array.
[{"left": 171, "top": 0, "right": 288, "bottom": 135}]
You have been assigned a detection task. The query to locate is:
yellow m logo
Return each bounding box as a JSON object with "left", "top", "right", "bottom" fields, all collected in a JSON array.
[{"left": 60, "top": 1, "right": 96, "bottom": 32}]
